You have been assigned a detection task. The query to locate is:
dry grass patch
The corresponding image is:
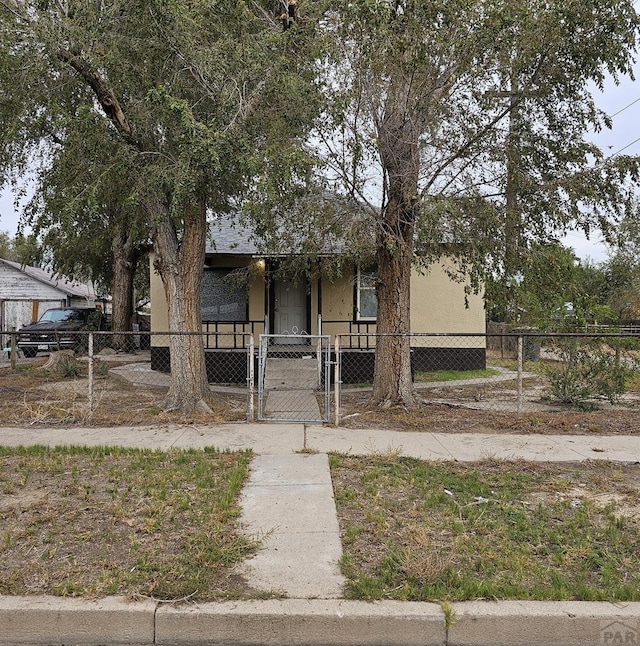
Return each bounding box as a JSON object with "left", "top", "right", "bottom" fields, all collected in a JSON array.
[
  {"left": 0, "top": 362, "right": 246, "bottom": 426},
  {"left": 339, "top": 392, "right": 640, "bottom": 435},
  {"left": 0, "top": 446, "right": 257, "bottom": 600}
]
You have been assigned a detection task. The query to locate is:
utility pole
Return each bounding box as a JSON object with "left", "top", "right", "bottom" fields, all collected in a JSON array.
[{"left": 487, "top": 71, "right": 542, "bottom": 323}]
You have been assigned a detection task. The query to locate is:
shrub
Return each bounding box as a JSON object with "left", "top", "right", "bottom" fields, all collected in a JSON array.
[{"left": 546, "top": 339, "right": 638, "bottom": 410}]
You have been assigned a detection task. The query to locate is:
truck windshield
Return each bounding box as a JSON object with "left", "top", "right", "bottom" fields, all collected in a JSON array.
[{"left": 39, "top": 309, "right": 84, "bottom": 323}]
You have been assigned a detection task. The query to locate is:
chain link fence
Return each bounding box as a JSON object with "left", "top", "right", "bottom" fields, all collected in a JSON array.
[
  {"left": 335, "top": 331, "right": 640, "bottom": 424},
  {"left": 256, "top": 335, "right": 331, "bottom": 423},
  {"left": 1, "top": 329, "right": 639, "bottom": 426},
  {"left": 0, "top": 330, "right": 252, "bottom": 426}
]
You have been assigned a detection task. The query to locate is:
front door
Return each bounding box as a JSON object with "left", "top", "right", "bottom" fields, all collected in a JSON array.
[{"left": 273, "top": 279, "right": 308, "bottom": 343}]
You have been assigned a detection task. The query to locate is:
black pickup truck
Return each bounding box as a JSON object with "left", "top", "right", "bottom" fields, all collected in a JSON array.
[{"left": 17, "top": 307, "right": 107, "bottom": 357}]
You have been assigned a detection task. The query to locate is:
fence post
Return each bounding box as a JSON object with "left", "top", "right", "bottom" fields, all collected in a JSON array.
[
  {"left": 88, "top": 332, "right": 94, "bottom": 418},
  {"left": 10, "top": 327, "right": 17, "bottom": 369},
  {"left": 517, "top": 334, "right": 523, "bottom": 416},
  {"left": 316, "top": 335, "right": 322, "bottom": 389},
  {"left": 334, "top": 334, "right": 341, "bottom": 426},
  {"left": 247, "top": 335, "right": 255, "bottom": 422}
]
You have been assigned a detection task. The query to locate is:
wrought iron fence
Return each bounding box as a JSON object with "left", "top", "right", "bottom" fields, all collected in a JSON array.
[{"left": 1, "top": 329, "right": 639, "bottom": 426}]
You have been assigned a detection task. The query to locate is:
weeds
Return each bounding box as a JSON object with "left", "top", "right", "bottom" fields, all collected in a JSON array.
[
  {"left": 331, "top": 455, "right": 640, "bottom": 602},
  {"left": 545, "top": 339, "right": 638, "bottom": 409},
  {"left": 0, "top": 446, "right": 257, "bottom": 600}
]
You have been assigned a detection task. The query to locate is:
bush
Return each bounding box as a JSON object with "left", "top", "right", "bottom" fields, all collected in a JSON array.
[{"left": 546, "top": 339, "right": 638, "bottom": 410}]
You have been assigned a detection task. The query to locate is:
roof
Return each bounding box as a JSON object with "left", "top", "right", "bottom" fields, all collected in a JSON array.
[
  {"left": 207, "top": 219, "right": 260, "bottom": 255},
  {"left": 206, "top": 196, "right": 374, "bottom": 257},
  {"left": 0, "top": 258, "right": 97, "bottom": 299}
]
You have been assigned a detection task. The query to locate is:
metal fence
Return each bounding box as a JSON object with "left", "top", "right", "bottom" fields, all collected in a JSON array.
[
  {"left": 256, "top": 334, "right": 331, "bottom": 423},
  {"left": 1, "top": 329, "right": 639, "bottom": 426},
  {"left": 335, "top": 331, "right": 640, "bottom": 423}
]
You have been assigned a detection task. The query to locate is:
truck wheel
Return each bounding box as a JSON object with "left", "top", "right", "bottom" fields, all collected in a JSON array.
[{"left": 22, "top": 348, "right": 38, "bottom": 358}]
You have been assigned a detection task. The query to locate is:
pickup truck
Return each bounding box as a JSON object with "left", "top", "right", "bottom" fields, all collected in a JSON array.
[{"left": 18, "top": 307, "right": 107, "bottom": 357}]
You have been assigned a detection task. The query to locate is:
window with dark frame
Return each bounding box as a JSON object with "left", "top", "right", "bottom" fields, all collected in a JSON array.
[
  {"left": 201, "top": 269, "right": 248, "bottom": 322},
  {"left": 356, "top": 267, "right": 377, "bottom": 320}
]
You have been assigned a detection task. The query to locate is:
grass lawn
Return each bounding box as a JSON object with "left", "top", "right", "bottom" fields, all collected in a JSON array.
[
  {"left": 414, "top": 368, "right": 501, "bottom": 382},
  {"left": 3, "top": 446, "right": 640, "bottom": 603},
  {"left": 331, "top": 454, "right": 640, "bottom": 602},
  {"left": 0, "top": 446, "right": 256, "bottom": 600}
]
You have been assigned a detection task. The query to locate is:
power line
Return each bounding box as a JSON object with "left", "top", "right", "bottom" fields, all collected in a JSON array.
[
  {"left": 611, "top": 135, "right": 640, "bottom": 157},
  {"left": 611, "top": 96, "right": 640, "bottom": 117}
]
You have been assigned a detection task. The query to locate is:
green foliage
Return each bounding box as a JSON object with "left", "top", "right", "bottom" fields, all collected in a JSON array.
[
  {"left": 486, "top": 241, "right": 640, "bottom": 327},
  {"left": 0, "top": 0, "right": 321, "bottom": 273},
  {"left": 0, "top": 231, "right": 14, "bottom": 260},
  {"left": 315, "top": 0, "right": 640, "bottom": 404},
  {"left": 58, "top": 360, "right": 80, "bottom": 378},
  {"left": 545, "top": 339, "right": 638, "bottom": 409}
]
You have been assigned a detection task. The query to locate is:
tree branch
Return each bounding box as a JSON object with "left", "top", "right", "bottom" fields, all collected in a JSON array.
[{"left": 56, "top": 48, "right": 136, "bottom": 143}]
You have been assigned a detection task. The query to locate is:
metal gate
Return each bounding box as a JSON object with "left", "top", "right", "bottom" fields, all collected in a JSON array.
[{"left": 257, "top": 334, "right": 331, "bottom": 423}]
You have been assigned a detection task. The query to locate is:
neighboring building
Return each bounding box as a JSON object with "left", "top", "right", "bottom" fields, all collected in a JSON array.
[
  {"left": 0, "top": 258, "right": 106, "bottom": 335},
  {"left": 150, "top": 216, "right": 486, "bottom": 383}
]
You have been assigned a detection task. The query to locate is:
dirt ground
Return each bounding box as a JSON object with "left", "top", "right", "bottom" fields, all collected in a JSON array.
[
  {"left": 0, "top": 448, "right": 255, "bottom": 600},
  {"left": 1, "top": 352, "right": 639, "bottom": 434},
  {"left": 338, "top": 392, "right": 640, "bottom": 435},
  {"left": 1, "top": 355, "right": 640, "bottom": 601}
]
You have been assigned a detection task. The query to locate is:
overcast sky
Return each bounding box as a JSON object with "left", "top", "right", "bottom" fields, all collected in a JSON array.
[{"left": 1, "top": 61, "right": 639, "bottom": 262}]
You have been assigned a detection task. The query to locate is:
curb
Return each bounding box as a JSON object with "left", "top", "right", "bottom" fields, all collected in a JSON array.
[{"left": 1, "top": 597, "right": 639, "bottom": 646}]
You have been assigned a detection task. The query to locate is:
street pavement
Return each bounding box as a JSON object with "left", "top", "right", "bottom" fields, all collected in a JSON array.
[{"left": 1, "top": 422, "right": 640, "bottom": 645}]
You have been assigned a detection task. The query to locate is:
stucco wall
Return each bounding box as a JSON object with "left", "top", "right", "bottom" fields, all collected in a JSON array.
[
  {"left": 150, "top": 255, "right": 486, "bottom": 344},
  {"left": 150, "top": 255, "right": 266, "bottom": 344},
  {"left": 410, "top": 261, "right": 485, "bottom": 345}
]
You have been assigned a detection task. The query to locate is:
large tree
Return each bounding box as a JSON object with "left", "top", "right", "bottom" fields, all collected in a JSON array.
[
  {"left": 316, "top": 0, "right": 640, "bottom": 406},
  {"left": 603, "top": 207, "right": 640, "bottom": 321},
  {"left": 0, "top": 0, "right": 318, "bottom": 411},
  {"left": 21, "top": 117, "right": 150, "bottom": 351}
]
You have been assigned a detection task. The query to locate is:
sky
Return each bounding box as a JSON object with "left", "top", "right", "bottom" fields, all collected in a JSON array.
[{"left": 1, "top": 62, "right": 639, "bottom": 263}]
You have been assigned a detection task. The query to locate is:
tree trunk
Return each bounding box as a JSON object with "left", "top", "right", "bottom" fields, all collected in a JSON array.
[
  {"left": 110, "top": 219, "right": 137, "bottom": 352},
  {"left": 371, "top": 79, "right": 420, "bottom": 407},
  {"left": 370, "top": 192, "right": 416, "bottom": 407},
  {"left": 151, "top": 197, "right": 211, "bottom": 414}
]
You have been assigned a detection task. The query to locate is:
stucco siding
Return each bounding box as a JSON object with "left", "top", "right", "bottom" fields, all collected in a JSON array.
[
  {"left": 150, "top": 258, "right": 169, "bottom": 335},
  {"left": 410, "top": 262, "right": 485, "bottom": 344},
  {"left": 321, "top": 273, "right": 353, "bottom": 322},
  {"left": 149, "top": 255, "right": 486, "bottom": 349}
]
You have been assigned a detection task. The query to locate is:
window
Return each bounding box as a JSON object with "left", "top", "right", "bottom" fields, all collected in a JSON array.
[
  {"left": 356, "top": 267, "right": 377, "bottom": 320},
  {"left": 201, "top": 269, "right": 248, "bottom": 322}
]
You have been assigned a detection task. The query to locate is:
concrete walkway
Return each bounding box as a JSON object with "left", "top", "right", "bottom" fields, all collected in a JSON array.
[
  {"left": 1, "top": 422, "right": 640, "bottom": 645},
  {"left": 239, "top": 453, "right": 344, "bottom": 598},
  {"left": 262, "top": 357, "right": 323, "bottom": 421}
]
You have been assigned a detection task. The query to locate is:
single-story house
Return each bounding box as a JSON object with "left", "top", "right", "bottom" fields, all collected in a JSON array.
[
  {"left": 150, "top": 215, "right": 487, "bottom": 383},
  {"left": 0, "top": 257, "right": 107, "bottom": 334}
]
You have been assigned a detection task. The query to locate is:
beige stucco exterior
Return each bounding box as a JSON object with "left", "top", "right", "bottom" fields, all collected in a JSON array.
[{"left": 150, "top": 254, "right": 485, "bottom": 348}]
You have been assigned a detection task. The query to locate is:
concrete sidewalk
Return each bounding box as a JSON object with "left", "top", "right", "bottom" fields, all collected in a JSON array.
[
  {"left": 1, "top": 422, "right": 639, "bottom": 462},
  {"left": 1, "top": 422, "right": 640, "bottom": 645}
]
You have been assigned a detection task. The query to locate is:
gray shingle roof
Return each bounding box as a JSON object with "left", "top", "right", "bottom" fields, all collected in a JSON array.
[
  {"left": 206, "top": 219, "right": 259, "bottom": 255},
  {"left": 205, "top": 195, "right": 374, "bottom": 257}
]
